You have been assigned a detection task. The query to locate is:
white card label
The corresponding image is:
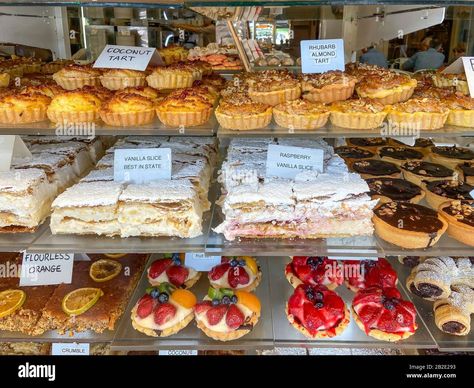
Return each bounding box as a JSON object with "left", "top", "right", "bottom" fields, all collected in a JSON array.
[
  {"left": 266, "top": 144, "right": 324, "bottom": 179},
  {"left": 470, "top": 189, "right": 474, "bottom": 199},
  {"left": 300, "top": 39, "right": 345, "bottom": 74},
  {"left": 52, "top": 343, "right": 90, "bottom": 356},
  {"left": 20, "top": 253, "right": 74, "bottom": 286},
  {"left": 394, "top": 137, "right": 416, "bottom": 147},
  {"left": 0, "top": 135, "right": 32, "bottom": 172},
  {"left": 462, "top": 57, "right": 474, "bottom": 98},
  {"left": 159, "top": 350, "right": 197, "bottom": 356},
  {"left": 184, "top": 253, "right": 222, "bottom": 272},
  {"left": 93, "top": 44, "right": 163, "bottom": 71},
  {"left": 328, "top": 256, "right": 378, "bottom": 261},
  {"left": 114, "top": 148, "right": 171, "bottom": 184}
]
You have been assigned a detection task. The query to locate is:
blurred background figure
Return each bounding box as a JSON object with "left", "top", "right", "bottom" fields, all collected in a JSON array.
[
  {"left": 360, "top": 45, "right": 388, "bottom": 68},
  {"left": 450, "top": 42, "right": 466, "bottom": 63},
  {"left": 402, "top": 38, "right": 445, "bottom": 71}
]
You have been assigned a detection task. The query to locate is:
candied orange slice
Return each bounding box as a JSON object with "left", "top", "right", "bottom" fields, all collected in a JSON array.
[
  {"left": 170, "top": 289, "right": 197, "bottom": 309},
  {"left": 242, "top": 256, "right": 258, "bottom": 275},
  {"left": 0, "top": 289, "right": 26, "bottom": 319},
  {"left": 89, "top": 259, "right": 122, "bottom": 282},
  {"left": 235, "top": 291, "right": 261, "bottom": 315},
  {"left": 62, "top": 288, "right": 104, "bottom": 316}
]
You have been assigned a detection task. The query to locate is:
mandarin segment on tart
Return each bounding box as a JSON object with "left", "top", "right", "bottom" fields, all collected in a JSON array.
[
  {"left": 194, "top": 287, "right": 261, "bottom": 341},
  {"left": 425, "top": 179, "right": 473, "bottom": 210},
  {"left": 53, "top": 64, "right": 101, "bottom": 90},
  {"left": 286, "top": 284, "right": 350, "bottom": 339},
  {"left": 208, "top": 256, "right": 261, "bottom": 292},
  {"left": 131, "top": 283, "right": 196, "bottom": 337},
  {"left": 99, "top": 93, "right": 155, "bottom": 127},
  {"left": 330, "top": 98, "right": 387, "bottom": 129},
  {"left": 301, "top": 70, "right": 356, "bottom": 103},
  {"left": 401, "top": 160, "right": 455, "bottom": 187},
  {"left": 285, "top": 256, "right": 343, "bottom": 290},
  {"left": 387, "top": 97, "right": 449, "bottom": 130},
  {"left": 0, "top": 91, "right": 51, "bottom": 124},
  {"left": 147, "top": 253, "right": 200, "bottom": 289},
  {"left": 439, "top": 199, "right": 474, "bottom": 247},
  {"left": 352, "top": 286, "right": 418, "bottom": 341},
  {"left": 47, "top": 89, "right": 103, "bottom": 124},
  {"left": 366, "top": 177, "right": 424, "bottom": 204},
  {"left": 99, "top": 68, "right": 146, "bottom": 90},
  {"left": 373, "top": 201, "right": 448, "bottom": 249},
  {"left": 351, "top": 159, "right": 401, "bottom": 179},
  {"left": 343, "top": 258, "right": 398, "bottom": 292},
  {"left": 429, "top": 145, "right": 474, "bottom": 170},
  {"left": 247, "top": 69, "right": 301, "bottom": 106},
  {"left": 378, "top": 146, "right": 424, "bottom": 166},
  {"left": 273, "top": 99, "right": 330, "bottom": 130}
]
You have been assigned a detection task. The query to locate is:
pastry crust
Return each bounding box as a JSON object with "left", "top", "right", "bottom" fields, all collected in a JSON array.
[
  {"left": 429, "top": 150, "right": 474, "bottom": 171},
  {"left": 273, "top": 100, "right": 330, "bottom": 130},
  {"left": 53, "top": 65, "right": 101, "bottom": 90},
  {"left": 99, "top": 69, "right": 146, "bottom": 90},
  {"left": 195, "top": 311, "right": 260, "bottom": 341},
  {"left": 100, "top": 93, "right": 155, "bottom": 127},
  {"left": 331, "top": 110, "right": 386, "bottom": 129},
  {"left": 285, "top": 271, "right": 338, "bottom": 290},
  {"left": 249, "top": 84, "right": 301, "bottom": 106},
  {"left": 356, "top": 77, "right": 417, "bottom": 105},
  {"left": 146, "top": 67, "right": 194, "bottom": 89},
  {"left": 131, "top": 305, "right": 194, "bottom": 337},
  {"left": 439, "top": 200, "right": 474, "bottom": 246},
  {"left": 447, "top": 109, "right": 474, "bottom": 127},
  {"left": 301, "top": 71, "right": 356, "bottom": 103},
  {"left": 371, "top": 192, "right": 425, "bottom": 204},
  {"left": 434, "top": 299, "right": 471, "bottom": 336},
  {"left": 387, "top": 110, "right": 448, "bottom": 130},
  {"left": 0, "top": 92, "right": 50, "bottom": 124}
]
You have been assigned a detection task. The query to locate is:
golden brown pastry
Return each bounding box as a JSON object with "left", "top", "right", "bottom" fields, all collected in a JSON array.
[
  {"left": 99, "top": 68, "right": 146, "bottom": 90},
  {"left": 301, "top": 71, "right": 356, "bottom": 103},
  {"left": 99, "top": 93, "right": 155, "bottom": 127},
  {"left": 53, "top": 64, "right": 102, "bottom": 90},
  {"left": 273, "top": 99, "right": 330, "bottom": 130},
  {"left": 387, "top": 97, "right": 449, "bottom": 130},
  {"left": 330, "top": 98, "right": 387, "bottom": 129},
  {"left": 0, "top": 91, "right": 50, "bottom": 124}
]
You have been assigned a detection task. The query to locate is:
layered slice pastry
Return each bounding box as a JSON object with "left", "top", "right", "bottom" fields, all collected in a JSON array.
[
  {"left": 429, "top": 146, "right": 474, "bottom": 170},
  {"left": 366, "top": 177, "right": 425, "bottom": 204},
  {"left": 330, "top": 98, "right": 387, "bottom": 129},
  {"left": 401, "top": 161, "right": 455, "bottom": 187},
  {"left": 439, "top": 200, "right": 474, "bottom": 246},
  {"left": 424, "top": 180, "right": 473, "bottom": 210},
  {"left": 343, "top": 258, "right": 398, "bottom": 292},
  {"left": 352, "top": 286, "right": 418, "bottom": 341},
  {"left": 285, "top": 256, "right": 343, "bottom": 290},
  {"left": 131, "top": 284, "right": 196, "bottom": 337},
  {"left": 194, "top": 288, "right": 261, "bottom": 341},
  {"left": 147, "top": 253, "right": 200, "bottom": 289},
  {"left": 301, "top": 71, "right": 356, "bottom": 103},
  {"left": 286, "top": 284, "right": 350, "bottom": 339},
  {"left": 208, "top": 256, "right": 261, "bottom": 292}
]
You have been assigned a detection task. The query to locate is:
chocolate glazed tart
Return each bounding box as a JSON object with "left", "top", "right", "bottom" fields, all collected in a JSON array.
[
  {"left": 352, "top": 159, "right": 401, "bottom": 179},
  {"left": 439, "top": 200, "right": 474, "bottom": 247},
  {"left": 373, "top": 201, "right": 448, "bottom": 249},
  {"left": 347, "top": 137, "right": 389, "bottom": 151},
  {"left": 378, "top": 146, "right": 424, "bottom": 166},
  {"left": 334, "top": 146, "right": 374, "bottom": 167},
  {"left": 366, "top": 177, "right": 424, "bottom": 204},
  {"left": 429, "top": 146, "right": 474, "bottom": 170},
  {"left": 401, "top": 161, "right": 454, "bottom": 187},
  {"left": 425, "top": 180, "right": 473, "bottom": 210},
  {"left": 456, "top": 162, "right": 474, "bottom": 185}
]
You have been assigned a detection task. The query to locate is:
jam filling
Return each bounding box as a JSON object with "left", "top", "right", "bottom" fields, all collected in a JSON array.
[
  {"left": 442, "top": 321, "right": 466, "bottom": 334},
  {"left": 411, "top": 283, "right": 443, "bottom": 298},
  {"left": 353, "top": 160, "right": 400, "bottom": 176},
  {"left": 366, "top": 178, "right": 421, "bottom": 201}
]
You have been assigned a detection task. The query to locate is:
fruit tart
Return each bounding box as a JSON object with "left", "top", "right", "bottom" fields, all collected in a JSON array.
[
  {"left": 208, "top": 256, "right": 261, "bottom": 292},
  {"left": 247, "top": 70, "right": 301, "bottom": 106},
  {"left": 131, "top": 283, "right": 196, "bottom": 337},
  {"left": 330, "top": 98, "right": 387, "bottom": 129},
  {"left": 439, "top": 200, "right": 474, "bottom": 247},
  {"left": 53, "top": 64, "right": 101, "bottom": 90},
  {"left": 285, "top": 256, "right": 343, "bottom": 290},
  {"left": 147, "top": 253, "right": 200, "bottom": 289},
  {"left": 0, "top": 91, "right": 50, "bottom": 124},
  {"left": 99, "top": 68, "right": 146, "bottom": 90},
  {"left": 443, "top": 92, "right": 474, "bottom": 127},
  {"left": 273, "top": 99, "right": 330, "bottom": 130},
  {"left": 300, "top": 71, "right": 356, "bottom": 103},
  {"left": 387, "top": 97, "right": 449, "bottom": 130},
  {"left": 343, "top": 258, "right": 398, "bottom": 292},
  {"left": 366, "top": 177, "right": 425, "bottom": 204},
  {"left": 194, "top": 288, "right": 261, "bottom": 341},
  {"left": 424, "top": 180, "right": 473, "bottom": 210},
  {"left": 286, "top": 284, "right": 350, "bottom": 339},
  {"left": 428, "top": 146, "right": 474, "bottom": 170},
  {"left": 352, "top": 286, "right": 418, "bottom": 341},
  {"left": 401, "top": 161, "right": 455, "bottom": 187}
]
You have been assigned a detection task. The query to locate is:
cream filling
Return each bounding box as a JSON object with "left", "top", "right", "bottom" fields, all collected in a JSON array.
[
  {"left": 210, "top": 267, "right": 257, "bottom": 289},
  {"left": 148, "top": 266, "right": 198, "bottom": 285},
  {"left": 134, "top": 299, "right": 192, "bottom": 331}
]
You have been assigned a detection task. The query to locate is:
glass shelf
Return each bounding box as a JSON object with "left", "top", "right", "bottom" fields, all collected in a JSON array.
[
  {"left": 0, "top": 0, "right": 183, "bottom": 7},
  {"left": 0, "top": 222, "right": 48, "bottom": 253},
  {"left": 0, "top": 328, "right": 115, "bottom": 343}
]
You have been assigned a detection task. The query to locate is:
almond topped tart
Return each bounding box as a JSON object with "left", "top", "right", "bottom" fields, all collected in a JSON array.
[
  {"left": 444, "top": 92, "right": 474, "bottom": 127},
  {"left": 343, "top": 258, "right": 398, "bottom": 292},
  {"left": 147, "top": 253, "right": 201, "bottom": 289},
  {"left": 334, "top": 146, "right": 375, "bottom": 167},
  {"left": 99, "top": 68, "right": 146, "bottom": 90},
  {"left": 351, "top": 159, "right": 401, "bottom": 179},
  {"left": 345, "top": 62, "right": 390, "bottom": 82},
  {"left": 401, "top": 161, "right": 455, "bottom": 187},
  {"left": 285, "top": 256, "right": 343, "bottom": 290},
  {"left": 366, "top": 177, "right": 425, "bottom": 204},
  {"left": 356, "top": 71, "right": 417, "bottom": 105},
  {"left": 439, "top": 199, "right": 474, "bottom": 246},
  {"left": 208, "top": 256, "right": 261, "bottom": 292},
  {"left": 425, "top": 180, "right": 474, "bottom": 211},
  {"left": 286, "top": 284, "right": 350, "bottom": 339},
  {"left": 352, "top": 286, "right": 418, "bottom": 341},
  {"left": 373, "top": 201, "right": 448, "bottom": 249},
  {"left": 194, "top": 73, "right": 227, "bottom": 92},
  {"left": 432, "top": 72, "right": 469, "bottom": 95},
  {"left": 378, "top": 146, "right": 424, "bottom": 166},
  {"left": 246, "top": 70, "right": 301, "bottom": 106},
  {"left": 131, "top": 283, "right": 197, "bottom": 337},
  {"left": 53, "top": 64, "right": 102, "bottom": 90},
  {"left": 300, "top": 70, "right": 356, "bottom": 103},
  {"left": 194, "top": 287, "right": 261, "bottom": 341},
  {"left": 215, "top": 93, "right": 272, "bottom": 130},
  {"left": 273, "top": 99, "right": 330, "bottom": 130},
  {"left": 387, "top": 97, "right": 449, "bottom": 130},
  {"left": 146, "top": 64, "right": 194, "bottom": 90},
  {"left": 346, "top": 137, "right": 390, "bottom": 151},
  {"left": 428, "top": 145, "right": 474, "bottom": 170},
  {"left": 0, "top": 91, "right": 51, "bottom": 124},
  {"left": 100, "top": 93, "right": 155, "bottom": 127},
  {"left": 156, "top": 88, "right": 212, "bottom": 127},
  {"left": 330, "top": 98, "right": 387, "bottom": 129}
]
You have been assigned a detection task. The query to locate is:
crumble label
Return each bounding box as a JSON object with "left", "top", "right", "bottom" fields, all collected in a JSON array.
[
  {"left": 20, "top": 253, "right": 74, "bottom": 286},
  {"left": 93, "top": 44, "right": 163, "bottom": 71},
  {"left": 300, "top": 39, "right": 345, "bottom": 73},
  {"left": 266, "top": 144, "right": 324, "bottom": 179},
  {"left": 52, "top": 343, "right": 90, "bottom": 356},
  {"left": 114, "top": 148, "right": 172, "bottom": 184},
  {"left": 184, "top": 253, "right": 222, "bottom": 272}
]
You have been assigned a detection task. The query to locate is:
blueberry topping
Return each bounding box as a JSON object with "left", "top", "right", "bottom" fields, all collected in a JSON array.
[
  {"left": 314, "top": 291, "right": 324, "bottom": 301},
  {"left": 307, "top": 257, "right": 324, "bottom": 268},
  {"left": 230, "top": 259, "right": 239, "bottom": 267},
  {"left": 212, "top": 298, "right": 220, "bottom": 306},
  {"left": 231, "top": 295, "right": 238, "bottom": 304},
  {"left": 238, "top": 259, "right": 246, "bottom": 267},
  {"left": 150, "top": 289, "right": 160, "bottom": 299},
  {"left": 306, "top": 291, "right": 314, "bottom": 300},
  {"left": 222, "top": 296, "right": 231, "bottom": 305},
  {"left": 171, "top": 253, "right": 181, "bottom": 265},
  {"left": 383, "top": 298, "right": 397, "bottom": 310},
  {"left": 158, "top": 293, "right": 169, "bottom": 303},
  {"left": 314, "top": 302, "right": 324, "bottom": 309}
]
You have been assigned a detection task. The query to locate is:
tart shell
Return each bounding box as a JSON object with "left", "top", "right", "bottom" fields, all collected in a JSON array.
[
  {"left": 428, "top": 153, "right": 473, "bottom": 171},
  {"left": 146, "top": 72, "right": 194, "bottom": 89},
  {"left": 249, "top": 85, "right": 301, "bottom": 106},
  {"left": 196, "top": 312, "right": 260, "bottom": 341},
  {"left": 100, "top": 109, "right": 155, "bottom": 127},
  {"left": 273, "top": 108, "right": 329, "bottom": 130},
  {"left": 0, "top": 106, "right": 48, "bottom": 124},
  {"left": 302, "top": 81, "right": 356, "bottom": 104},
  {"left": 131, "top": 306, "right": 194, "bottom": 337},
  {"left": 446, "top": 109, "right": 474, "bottom": 127},
  {"left": 330, "top": 111, "right": 387, "bottom": 130},
  {"left": 53, "top": 74, "right": 100, "bottom": 90},
  {"left": 439, "top": 202, "right": 474, "bottom": 246},
  {"left": 215, "top": 107, "right": 272, "bottom": 130},
  {"left": 357, "top": 81, "right": 416, "bottom": 105},
  {"left": 387, "top": 110, "right": 449, "bottom": 130},
  {"left": 157, "top": 107, "right": 211, "bottom": 127},
  {"left": 100, "top": 76, "right": 146, "bottom": 91},
  {"left": 402, "top": 169, "right": 453, "bottom": 188},
  {"left": 47, "top": 109, "right": 100, "bottom": 124}
]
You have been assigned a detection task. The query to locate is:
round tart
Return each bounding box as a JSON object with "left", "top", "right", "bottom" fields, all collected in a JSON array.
[
  {"left": 432, "top": 73, "right": 469, "bottom": 95},
  {"left": 41, "top": 59, "right": 74, "bottom": 75},
  {"left": 301, "top": 71, "right": 356, "bottom": 103},
  {"left": 387, "top": 97, "right": 449, "bottom": 130},
  {"left": 366, "top": 177, "right": 425, "bottom": 204},
  {"left": 195, "top": 73, "right": 226, "bottom": 92},
  {"left": 425, "top": 180, "right": 473, "bottom": 210},
  {"left": 158, "top": 46, "right": 188, "bottom": 65},
  {"left": 147, "top": 253, "right": 200, "bottom": 289},
  {"left": 19, "top": 84, "right": 65, "bottom": 99},
  {"left": 131, "top": 283, "right": 196, "bottom": 337},
  {"left": 53, "top": 64, "right": 101, "bottom": 90},
  {"left": 356, "top": 72, "right": 417, "bottom": 105},
  {"left": 443, "top": 92, "right": 474, "bottom": 127},
  {"left": 273, "top": 99, "right": 330, "bottom": 130},
  {"left": 146, "top": 65, "right": 194, "bottom": 89},
  {"left": 373, "top": 201, "right": 448, "bottom": 249},
  {"left": 401, "top": 161, "right": 455, "bottom": 187},
  {"left": 330, "top": 98, "right": 387, "bottom": 129},
  {"left": 343, "top": 258, "right": 398, "bottom": 292},
  {"left": 352, "top": 286, "right": 418, "bottom": 341},
  {"left": 115, "top": 86, "right": 161, "bottom": 102},
  {"left": 346, "top": 137, "right": 389, "bottom": 151},
  {"left": 439, "top": 200, "right": 474, "bottom": 247},
  {"left": 456, "top": 161, "right": 474, "bottom": 185},
  {"left": 194, "top": 288, "right": 261, "bottom": 341},
  {"left": 345, "top": 63, "right": 390, "bottom": 81},
  {"left": 351, "top": 159, "right": 401, "bottom": 179},
  {"left": 389, "top": 137, "right": 435, "bottom": 157},
  {"left": 0, "top": 72, "right": 10, "bottom": 88},
  {"left": 208, "top": 256, "right": 261, "bottom": 292},
  {"left": 335, "top": 146, "right": 375, "bottom": 167},
  {"left": 286, "top": 284, "right": 350, "bottom": 339},
  {"left": 156, "top": 88, "right": 212, "bottom": 127},
  {"left": 99, "top": 68, "right": 146, "bottom": 90},
  {"left": 47, "top": 89, "right": 103, "bottom": 124},
  {"left": 428, "top": 146, "right": 474, "bottom": 170},
  {"left": 100, "top": 93, "right": 155, "bottom": 127},
  {"left": 215, "top": 93, "right": 272, "bottom": 131},
  {"left": 0, "top": 91, "right": 50, "bottom": 124},
  {"left": 285, "top": 256, "right": 343, "bottom": 290},
  {"left": 378, "top": 146, "right": 424, "bottom": 166},
  {"left": 247, "top": 70, "right": 301, "bottom": 106}
]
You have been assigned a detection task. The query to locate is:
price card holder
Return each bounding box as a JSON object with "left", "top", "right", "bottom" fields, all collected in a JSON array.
[
  {"left": 266, "top": 144, "right": 324, "bottom": 179},
  {"left": 93, "top": 44, "right": 163, "bottom": 71},
  {"left": 393, "top": 137, "right": 416, "bottom": 147},
  {"left": 442, "top": 56, "right": 474, "bottom": 98},
  {"left": 300, "top": 39, "right": 345, "bottom": 74},
  {"left": 52, "top": 343, "right": 90, "bottom": 356},
  {"left": 20, "top": 253, "right": 74, "bottom": 287},
  {"left": 159, "top": 349, "right": 197, "bottom": 356},
  {"left": 184, "top": 253, "right": 221, "bottom": 272},
  {"left": 0, "top": 135, "right": 32, "bottom": 172}
]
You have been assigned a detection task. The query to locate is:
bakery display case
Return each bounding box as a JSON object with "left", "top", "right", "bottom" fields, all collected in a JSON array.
[{"left": 0, "top": 1, "right": 474, "bottom": 361}]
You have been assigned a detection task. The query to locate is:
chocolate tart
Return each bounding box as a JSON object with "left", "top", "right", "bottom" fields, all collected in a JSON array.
[
  {"left": 352, "top": 159, "right": 401, "bottom": 179},
  {"left": 401, "top": 161, "right": 455, "bottom": 187},
  {"left": 346, "top": 137, "right": 389, "bottom": 151},
  {"left": 335, "top": 146, "right": 374, "bottom": 167},
  {"left": 456, "top": 162, "right": 474, "bottom": 185},
  {"left": 389, "top": 138, "right": 434, "bottom": 156},
  {"left": 439, "top": 200, "right": 474, "bottom": 247},
  {"left": 373, "top": 201, "right": 448, "bottom": 249},
  {"left": 366, "top": 177, "right": 425, "bottom": 204},
  {"left": 378, "top": 146, "right": 424, "bottom": 166},
  {"left": 425, "top": 180, "right": 473, "bottom": 210},
  {"left": 429, "top": 146, "right": 474, "bottom": 170}
]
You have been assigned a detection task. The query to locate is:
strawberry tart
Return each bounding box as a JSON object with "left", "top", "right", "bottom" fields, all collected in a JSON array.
[
  {"left": 208, "top": 256, "right": 261, "bottom": 292},
  {"left": 286, "top": 284, "right": 350, "bottom": 338},
  {"left": 131, "top": 283, "right": 197, "bottom": 337},
  {"left": 285, "top": 256, "right": 343, "bottom": 290},
  {"left": 194, "top": 288, "right": 261, "bottom": 341},
  {"left": 147, "top": 253, "right": 200, "bottom": 289},
  {"left": 352, "top": 287, "right": 418, "bottom": 341},
  {"left": 343, "top": 258, "right": 398, "bottom": 292}
]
